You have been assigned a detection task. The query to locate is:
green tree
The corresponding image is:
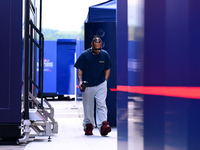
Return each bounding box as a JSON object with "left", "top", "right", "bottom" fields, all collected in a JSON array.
[{"left": 42, "top": 28, "right": 79, "bottom": 40}]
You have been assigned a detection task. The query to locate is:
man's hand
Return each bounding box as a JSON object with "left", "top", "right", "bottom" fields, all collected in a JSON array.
[
  {"left": 104, "top": 69, "right": 110, "bottom": 81},
  {"left": 79, "top": 81, "right": 83, "bottom": 90}
]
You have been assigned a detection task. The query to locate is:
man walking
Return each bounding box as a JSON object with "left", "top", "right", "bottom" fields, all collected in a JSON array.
[{"left": 74, "top": 35, "right": 112, "bottom": 136}]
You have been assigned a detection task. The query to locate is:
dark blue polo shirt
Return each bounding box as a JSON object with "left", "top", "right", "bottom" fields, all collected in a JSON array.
[{"left": 74, "top": 48, "right": 112, "bottom": 87}]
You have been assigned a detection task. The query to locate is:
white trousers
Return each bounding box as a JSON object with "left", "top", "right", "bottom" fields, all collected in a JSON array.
[{"left": 82, "top": 80, "right": 108, "bottom": 130}]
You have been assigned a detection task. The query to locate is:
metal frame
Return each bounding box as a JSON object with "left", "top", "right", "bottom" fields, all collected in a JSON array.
[
  {"left": 29, "top": 19, "right": 44, "bottom": 109},
  {"left": 19, "top": 0, "right": 58, "bottom": 144}
]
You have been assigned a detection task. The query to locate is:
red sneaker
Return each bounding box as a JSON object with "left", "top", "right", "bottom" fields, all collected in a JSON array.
[
  {"left": 101, "top": 121, "right": 111, "bottom": 136},
  {"left": 85, "top": 124, "right": 93, "bottom": 135}
]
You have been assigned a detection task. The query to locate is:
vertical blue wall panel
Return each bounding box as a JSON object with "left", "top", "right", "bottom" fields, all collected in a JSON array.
[
  {"left": 117, "top": 0, "right": 128, "bottom": 149},
  {"left": 143, "top": 1, "right": 165, "bottom": 150},
  {"left": 57, "top": 39, "right": 76, "bottom": 95},
  {"left": 119, "top": 0, "right": 200, "bottom": 149},
  {"left": 43, "top": 41, "right": 57, "bottom": 93},
  {"left": 187, "top": 1, "right": 200, "bottom": 149},
  {"left": 144, "top": 0, "right": 166, "bottom": 86},
  {"left": 0, "top": 0, "right": 22, "bottom": 138}
]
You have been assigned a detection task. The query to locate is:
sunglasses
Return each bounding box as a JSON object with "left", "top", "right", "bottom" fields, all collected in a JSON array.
[{"left": 92, "top": 47, "right": 101, "bottom": 50}]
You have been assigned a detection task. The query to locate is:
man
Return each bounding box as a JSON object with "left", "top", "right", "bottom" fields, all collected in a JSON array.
[{"left": 74, "top": 35, "right": 112, "bottom": 136}]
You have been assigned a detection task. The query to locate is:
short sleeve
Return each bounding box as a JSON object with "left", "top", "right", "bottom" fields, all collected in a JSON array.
[
  {"left": 105, "top": 53, "right": 112, "bottom": 70},
  {"left": 74, "top": 54, "right": 85, "bottom": 71}
]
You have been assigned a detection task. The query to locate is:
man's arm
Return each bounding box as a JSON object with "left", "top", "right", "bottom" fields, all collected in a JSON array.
[
  {"left": 77, "top": 69, "right": 83, "bottom": 89},
  {"left": 104, "top": 69, "right": 110, "bottom": 81}
]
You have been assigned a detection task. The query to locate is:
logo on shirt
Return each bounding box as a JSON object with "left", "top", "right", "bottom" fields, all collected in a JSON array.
[{"left": 99, "top": 61, "right": 104, "bottom": 63}]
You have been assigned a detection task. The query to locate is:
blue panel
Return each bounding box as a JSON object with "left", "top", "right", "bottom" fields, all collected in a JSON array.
[
  {"left": 128, "top": 41, "right": 143, "bottom": 87},
  {"left": 165, "top": 0, "right": 189, "bottom": 87},
  {"left": 0, "top": 0, "right": 22, "bottom": 123},
  {"left": 0, "top": 0, "right": 10, "bottom": 110},
  {"left": 144, "top": 95, "right": 165, "bottom": 150},
  {"left": 0, "top": 0, "right": 22, "bottom": 138},
  {"left": 144, "top": 0, "right": 166, "bottom": 86},
  {"left": 187, "top": 1, "right": 200, "bottom": 149},
  {"left": 117, "top": 0, "right": 128, "bottom": 148},
  {"left": 126, "top": 0, "right": 200, "bottom": 150},
  {"left": 164, "top": 97, "right": 188, "bottom": 149},
  {"left": 43, "top": 41, "right": 57, "bottom": 93},
  {"left": 9, "top": 0, "right": 22, "bottom": 123},
  {"left": 188, "top": 99, "right": 200, "bottom": 149},
  {"left": 188, "top": 0, "right": 200, "bottom": 86},
  {"left": 57, "top": 39, "right": 76, "bottom": 95}
]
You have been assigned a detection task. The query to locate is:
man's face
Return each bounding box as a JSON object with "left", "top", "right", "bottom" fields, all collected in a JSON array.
[{"left": 91, "top": 42, "right": 102, "bottom": 54}]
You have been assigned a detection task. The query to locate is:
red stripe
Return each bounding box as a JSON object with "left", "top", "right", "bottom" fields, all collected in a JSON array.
[
  {"left": 110, "top": 88, "right": 117, "bottom": 91},
  {"left": 116, "top": 86, "right": 200, "bottom": 99}
]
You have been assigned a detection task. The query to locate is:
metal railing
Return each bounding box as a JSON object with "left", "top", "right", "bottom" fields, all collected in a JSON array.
[
  {"left": 29, "top": 20, "right": 44, "bottom": 109},
  {"left": 24, "top": 0, "right": 44, "bottom": 120}
]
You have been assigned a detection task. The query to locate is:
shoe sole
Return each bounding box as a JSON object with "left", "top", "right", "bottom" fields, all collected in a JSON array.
[
  {"left": 85, "top": 132, "right": 93, "bottom": 135},
  {"left": 85, "top": 130, "right": 93, "bottom": 135},
  {"left": 85, "top": 133, "right": 93, "bottom": 135}
]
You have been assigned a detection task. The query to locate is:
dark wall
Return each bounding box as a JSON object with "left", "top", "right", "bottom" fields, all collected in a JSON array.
[
  {"left": 0, "top": 0, "right": 22, "bottom": 138},
  {"left": 116, "top": 0, "right": 128, "bottom": 149},
  {"left": 144, "top": 1, "right": 200, "bottom": 150},
  {"left": 85, "top": 22, "right": 117, "bottom": 127},
  {"left": 118, "top": 0, "right": 200, "bottom": 149}
]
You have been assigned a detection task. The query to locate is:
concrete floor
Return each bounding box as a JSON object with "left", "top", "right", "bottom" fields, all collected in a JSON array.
[{"left": 0, "top": 101, "right": 117, "bottom": 150}]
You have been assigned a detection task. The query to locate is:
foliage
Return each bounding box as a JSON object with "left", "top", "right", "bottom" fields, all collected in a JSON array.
[{"left": 42, "top": 28, "right": 79, "bottom": 41}]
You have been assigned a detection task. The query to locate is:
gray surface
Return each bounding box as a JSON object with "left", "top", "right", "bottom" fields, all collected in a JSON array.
[{"left": 1, "top": 101, "right": 117, "bottom": 150}]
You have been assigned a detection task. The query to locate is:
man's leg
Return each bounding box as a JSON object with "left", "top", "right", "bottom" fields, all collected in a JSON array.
[
  {"left": 82, "top": 86, "right": 95, "bottom": 129},
  {"left": 95, "top": 81, "right": 108, "bottom": 129}
]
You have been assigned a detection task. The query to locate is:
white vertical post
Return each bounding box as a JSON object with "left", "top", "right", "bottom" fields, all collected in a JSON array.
[{"left": 72, "top": 52, "right": 78, "bottom": 109}]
